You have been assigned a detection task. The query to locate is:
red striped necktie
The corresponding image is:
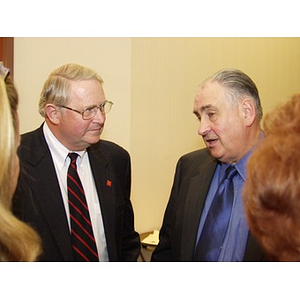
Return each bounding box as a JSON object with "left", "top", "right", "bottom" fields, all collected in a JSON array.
[{"left": 67, "top": 152, "right": 99, "bottom": 261}]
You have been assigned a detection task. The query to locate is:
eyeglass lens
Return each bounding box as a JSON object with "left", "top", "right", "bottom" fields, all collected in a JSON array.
[{"left": 82, "top": 101, "right": 112, "bottom": 119}]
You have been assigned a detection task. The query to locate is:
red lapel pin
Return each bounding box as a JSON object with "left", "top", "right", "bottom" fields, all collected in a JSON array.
[{"left": 106, "top": 180, "right": 112, "bottom": 187}]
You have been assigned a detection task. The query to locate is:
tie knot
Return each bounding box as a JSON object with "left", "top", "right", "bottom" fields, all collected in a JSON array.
[
  {"left": 225, "top": 165, "right": 237, "bottom": 180},
  {"left": 68, "top": 152, "right": 79, "bottom": 163}
]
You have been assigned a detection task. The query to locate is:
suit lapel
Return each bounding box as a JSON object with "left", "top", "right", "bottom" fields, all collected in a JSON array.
[
  {"left": 26, "top": 127, "right": 73, "bottom": 260},
  {"left": 181, "top": 156, "right": 217, "bottom": 260},
  {"left": 179, "top": 151, "right": 266, "bottom": 262},
  {"left": 88, "top": 146, "right": 118, "bottom": 260}
]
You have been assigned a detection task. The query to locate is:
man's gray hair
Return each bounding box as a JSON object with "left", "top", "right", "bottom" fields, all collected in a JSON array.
[
  {"left": 207, "top": 68, "right": 263, "bottom": 121},
  {"left": 39, "top": 63, "right": 103, "bottom": 117}
]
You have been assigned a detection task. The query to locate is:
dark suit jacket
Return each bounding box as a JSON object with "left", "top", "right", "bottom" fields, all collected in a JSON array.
[
  {"left": 13, "top": 125, "right": 140, "bottom": 261},
  {"left": 151, "top": 148, "right": 267, "bottom": 261}
]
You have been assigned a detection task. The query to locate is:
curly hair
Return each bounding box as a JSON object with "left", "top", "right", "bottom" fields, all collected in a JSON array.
[{"left": 243, "top": 93, "right": 300, "bottom": 261}]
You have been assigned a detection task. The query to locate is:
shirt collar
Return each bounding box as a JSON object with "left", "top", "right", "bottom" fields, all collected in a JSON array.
[
  {"left": 219, "top": 131, "right": 264, "bottom": 181},
  {"left": 43, "top": 122, "right": 87, "bottom": 170}
]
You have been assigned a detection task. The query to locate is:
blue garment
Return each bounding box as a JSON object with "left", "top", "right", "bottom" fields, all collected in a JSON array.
[{"left": 195, "top": 151, "right": 252, "bottom": 261}]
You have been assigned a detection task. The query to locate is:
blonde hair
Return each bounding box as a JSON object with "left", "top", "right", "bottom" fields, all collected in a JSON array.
[
  {"left": 39, "top": 63, "right": 103, "bottom": 117},
  {"left": 0, "top": 76, "right": 41, "bottom": 261}
]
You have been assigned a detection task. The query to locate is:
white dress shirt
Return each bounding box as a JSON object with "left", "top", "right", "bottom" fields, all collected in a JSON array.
[{"left": 43, "top": 122, "right": 109, "bottom": 261}]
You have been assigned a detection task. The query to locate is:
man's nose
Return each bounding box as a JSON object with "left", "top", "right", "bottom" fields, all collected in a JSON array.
[
  {"left": 94, "top": 107, "right": 106, "bottom": 123},
  {"left": 198, "top": 119, "right": 210, "bottom": 136}
]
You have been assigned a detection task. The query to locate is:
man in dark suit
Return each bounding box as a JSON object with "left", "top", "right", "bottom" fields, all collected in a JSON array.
[
  {"left": 13, "top": 63, "right": 140, "bottom": 261},
  {"left": 151, "top": 68, "right": 267, "bottom": 261}
]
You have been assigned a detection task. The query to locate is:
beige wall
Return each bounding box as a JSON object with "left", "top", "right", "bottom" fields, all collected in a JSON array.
[
  {"left": 14, "top": 37, "right": 132, "bottom": 150},
  {"left": 14, "top": 37, "right": 300, "bottom": 234}
]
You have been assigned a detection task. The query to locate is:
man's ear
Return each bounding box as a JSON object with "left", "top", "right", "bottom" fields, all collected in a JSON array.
[
  {"left": 45, "top": 104, "right": 60, "bottom": 125},
  {"left": 241, "top": 98, "right": 256, "bottom": 126}
]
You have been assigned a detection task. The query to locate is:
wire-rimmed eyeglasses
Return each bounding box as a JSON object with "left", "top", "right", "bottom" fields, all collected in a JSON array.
[{"left": 58, "top": 100, "right": 113, "bottom": 120}]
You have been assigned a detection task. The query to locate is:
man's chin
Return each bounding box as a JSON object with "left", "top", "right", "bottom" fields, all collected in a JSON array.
[
  {"left": 86, "top": 134, "right": 101, "bottom": 145},
  {"left": 209, "top": 148, "right": 224, "bottom": 161}
]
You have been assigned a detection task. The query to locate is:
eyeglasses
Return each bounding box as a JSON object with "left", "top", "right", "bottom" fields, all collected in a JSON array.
[
  {"left": 59, "top": 101, "right": 113, "bottom": 120},
  {"left": 0, "top": 62, "right": 10, "bottom": 81},
  {"left": 58, "top": 100, "right": 113, "bottom": 120}
]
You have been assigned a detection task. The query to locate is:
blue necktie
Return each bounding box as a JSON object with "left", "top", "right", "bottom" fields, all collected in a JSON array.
[{"left": 193, "top": 165, "right": 237, "bottom": 261}]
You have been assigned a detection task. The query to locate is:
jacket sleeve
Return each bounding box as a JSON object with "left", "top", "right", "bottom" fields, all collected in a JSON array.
[
  {"left": 120, "top": 154, "right": 141, "bottom": 261},
  {"left": 151, "top": 158, "right": 183, "bottom": 261}
]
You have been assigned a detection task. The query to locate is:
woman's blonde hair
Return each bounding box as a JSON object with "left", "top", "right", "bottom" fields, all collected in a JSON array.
[{"left": 0, "top": 72, "right": 41, "bottom": 261}]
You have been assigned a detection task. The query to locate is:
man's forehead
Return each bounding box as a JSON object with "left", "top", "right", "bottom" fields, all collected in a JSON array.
[{"left": 195, "top": 81, "right": 224, "bottom": 102}]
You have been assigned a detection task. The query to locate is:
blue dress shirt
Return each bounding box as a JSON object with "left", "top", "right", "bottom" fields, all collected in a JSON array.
[{"left": 195, "top": 151, "right": 253, "bottom": 261}]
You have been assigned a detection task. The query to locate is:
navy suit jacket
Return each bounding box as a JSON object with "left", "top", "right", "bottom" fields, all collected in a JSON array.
[
  {"left": 151, "top": 148, "right": 267, "bottom": 261},
  {"left": 13, "top": 125, "right": 140, "bottom": 261}
]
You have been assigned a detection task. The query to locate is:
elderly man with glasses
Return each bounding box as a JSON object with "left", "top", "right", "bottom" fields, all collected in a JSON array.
[{"left": 12, "top": 63, "right": 140, "bottom": 262}]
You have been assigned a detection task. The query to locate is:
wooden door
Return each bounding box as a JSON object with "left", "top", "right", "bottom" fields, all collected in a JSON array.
[{"left": 0, "top": 37, "right": 14, "bottom": 78}]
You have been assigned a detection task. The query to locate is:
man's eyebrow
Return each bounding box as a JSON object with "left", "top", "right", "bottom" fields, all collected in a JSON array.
[
  {"left": 193, "top": 104, "right": 214, "bottom": 115},
  {"left": 201, "top": 104, "right": 214, "bottom": 111}
]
